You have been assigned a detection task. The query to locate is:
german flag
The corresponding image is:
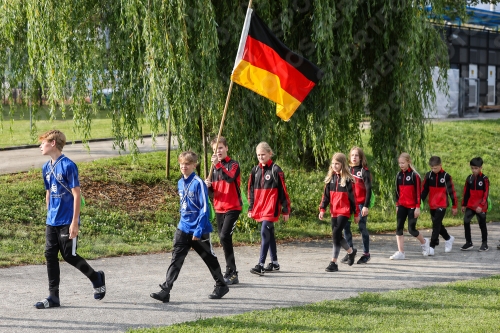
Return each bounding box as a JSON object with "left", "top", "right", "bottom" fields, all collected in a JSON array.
[{"left": 231, "top": 9, "right": 323, "bottom": 121}]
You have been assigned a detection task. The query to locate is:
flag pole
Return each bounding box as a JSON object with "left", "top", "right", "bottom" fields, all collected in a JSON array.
[{"left": 207, "top": 0, "right": 253, "bottom": 180}]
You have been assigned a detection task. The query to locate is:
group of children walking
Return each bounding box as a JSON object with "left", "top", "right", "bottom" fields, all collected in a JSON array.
[{"left": 34, "top": 129, "right": 492, "bottom": 308}]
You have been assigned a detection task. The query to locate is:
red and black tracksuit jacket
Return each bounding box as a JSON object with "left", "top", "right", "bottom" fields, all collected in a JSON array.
[
  {"left": 209, "top": 156, "right": 242, "bottom": 213},
  {"left": 247, "top": 160, "right": 290, "bottom": 222},
  {"left": 421, "top": 169, "right": 457, "bottom": 210},
  {"left": 319, "top": 173, "right": 359, "bottom": 218},
  {"left": 462, "top": 172, "right": 489, "bottom": 212},
  {"left": 350, "top": 165, "right": 372, "bottom": 207},
  {"left": 395, "top": 167, "right": 421, "bottom": 208}
]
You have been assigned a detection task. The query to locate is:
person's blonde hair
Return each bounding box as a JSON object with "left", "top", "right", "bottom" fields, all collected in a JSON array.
[
  {"left": 178, "top": 151, "right": 199, "bottom": 165},
  {"left": 399, "top": 152, "right": 420, "bottom": 177},
  {"left": 349, "top": 146, "right": 368, "bottom": 168},
  {"left": 38, "top": 130, "right": 66, "bottom": 151},
  {"left": 324, "top": 153, "right": 354, "bottom": 186},
  {"left": 256, "top": 142, "right": 273, "bottom": 156}
]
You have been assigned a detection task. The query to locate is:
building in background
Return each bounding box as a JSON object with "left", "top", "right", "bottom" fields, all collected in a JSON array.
[{"left": 426, "top": 3, "right": 500, "bottom": 118}]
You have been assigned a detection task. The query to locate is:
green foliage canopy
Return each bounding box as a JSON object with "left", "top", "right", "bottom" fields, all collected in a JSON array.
[{"left": 0, "top": 0, "right": 492, "bottom": 204}]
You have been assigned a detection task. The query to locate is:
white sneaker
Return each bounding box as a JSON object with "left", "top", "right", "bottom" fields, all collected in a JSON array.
[
  {"left": 421, "top": 238, "right": 430, "bottom": 256},
  {"left": 445, "top": 235, "right": 455, "bottom": 253},
  {"left": 428, "top": 247, "right": 435, "bottom": 256},
  {"left": 390, "top": 251, "right": 405, "bottom": 260}
]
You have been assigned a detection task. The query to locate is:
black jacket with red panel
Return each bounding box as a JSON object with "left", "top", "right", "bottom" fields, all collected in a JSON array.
[
  {"left": 462, "top": 172, "right": 489, "bottom": 212},
  {"left": 421, "top": 169, "right": 457, "bottom": 210},
  {"left": 395, "top": 167, "right": 421, "bottom": 208},
  {"left": 208, "top": 156, "right": 242, "bottom": 213},
  {"left": 247, "top": 160, "right": 290, "bottom": 222},
  {"left": 350, "top": 165, "right": 372, "bottom": 207},
  {"left": 319, "top": 173, "right": 359, "bottom": 218}
]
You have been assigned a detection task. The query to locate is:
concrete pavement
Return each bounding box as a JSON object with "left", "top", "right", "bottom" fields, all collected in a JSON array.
[{"left": 1, "top": 223, "right": 499, "bottom": 332}]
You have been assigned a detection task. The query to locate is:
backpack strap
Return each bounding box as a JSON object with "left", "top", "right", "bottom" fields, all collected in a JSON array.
[{"left": 47, "top": 156, "right": 73, "bottom": 196}]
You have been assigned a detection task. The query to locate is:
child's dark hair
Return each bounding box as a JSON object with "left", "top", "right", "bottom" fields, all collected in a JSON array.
[
  {"left": 470, "top": 157, "right": 483, "bottom": 167},
  {"left": 428, "top": 156, "right": 441, "bottom": 167}
]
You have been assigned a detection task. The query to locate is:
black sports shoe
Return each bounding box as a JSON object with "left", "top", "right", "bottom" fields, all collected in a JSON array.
[
  {"left": 346, "top": 248, "right": 357, "bottom": 266},
  {"left": 93, "top": 271, "right": 106, "bottom": 300},
  {"left": 264, "top": 263, "right": 280, "bottom": 272},
  {"left": 250, "top": 264, "right": 265, "bottom": 276},
  {"left": 460, "top": 243, "right": 474, "bottom": 251},
  {"left": 223, "top": 270, "right": 239, "bottom": 285},
  {"left": 340, "top": 253, "right": 349, "bottom": 264},
  {"left": 34, "top": 296, "right": 60, "bottom": 309},
  {"left": 150, "top": 285, "right": 170, "bottom": 303},
  {"left": 357, "top": 254, "right": 371, "bottom": 264},
  {"left": 325, "top": 261, "right": 338, "bottom": 272},
  {"left": 208, "top": 285, "right": 229, "bottom": 299},
  {"left": 478, "top": 243, "right": 489, "bottom": 252}
]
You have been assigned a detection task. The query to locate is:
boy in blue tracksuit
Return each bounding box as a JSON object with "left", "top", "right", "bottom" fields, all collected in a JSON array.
[
  {"left": 35, "top": 130, "right": 106, "bottom": 309},
  {"left": 150, "top": 151, "right": 228, "bottom": 302}
]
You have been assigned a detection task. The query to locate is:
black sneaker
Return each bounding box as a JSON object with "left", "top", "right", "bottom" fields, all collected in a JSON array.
[
  {"left": 357, "top": 254, "right": 371, "bottom": 264},
  {"left": 223, "top": 270, "right": 239, "bottom": 285},
  {"left": 497, "top": 244, "right": 500, "bottom": 250},
  {"left": 93, "top": 271, "right": 106, "bottom": 300},
  {"left": 250, "top": 264, "right": 265, "bottom": 276},
  {"left": 264, "top": 263, "right": 280, "bottom": 272},
  {"left": 461, "top": 243, "right": 474, "bottom": 251},
  {"left": 150, "top": 285, "right": 170, "bottom": 303},
  {"left": 478, "top": 243, "right": 489, "bottom": 252},
  {"left": 208, "top": 285, "right": 229, "bottom": 299},
  {"left": 340, "top": 253, "right": 349, "bottom": 264},
  {"left": 34, "top": 296, "right": 60, "bottom": 309},
  {"left": 325, "top": 261, "right": 338, "bottom": 272},
  {"left": 346, "top": 248, "right": 357, "bottom": 266}
]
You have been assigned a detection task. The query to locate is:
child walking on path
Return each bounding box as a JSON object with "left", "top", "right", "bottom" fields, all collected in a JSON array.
[
  {"left": 420, "top": 156, "right": 458, "bottom": 255},
  {"left": 248, "top": 142, "right": 290, "bottom": 276},
  {"left": 390, "top": 152, "right": 430, "bottom": 260},
  {"left": 319, "top": 153, "right": 360, "bottom": 272},
  {"left": 151, "top": 151, "right": 228, "bottom": 302},
  {"left": 36, "top": 130, "right": 106, "bottom": 309},
  {"left": 461, "top": 157, "right": 490, "bottom": 252},
  {"left": 205, "top": 136, "right": 242, "bottom": 285},
  {"left": 341, "top": 147, "right": 372, "bottom": 264}
]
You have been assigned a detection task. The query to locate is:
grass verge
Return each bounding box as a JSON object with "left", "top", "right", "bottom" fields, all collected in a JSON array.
[{"left": 128, "top": 275, "right": 500, "bottom": 332}]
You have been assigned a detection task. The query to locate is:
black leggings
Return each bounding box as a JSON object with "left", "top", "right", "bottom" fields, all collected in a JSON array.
[
  {"left": 331, "top": 216, "right": 350, "bottom": 259},
  {"left": 396, "top": 206, "right": 420, "bottom": 237},
  {"left": 45, "top": 225, "right": 98, "bottom": 292},
  {"left": 216, "top": 210, "right": 240, "bottom": 272}
]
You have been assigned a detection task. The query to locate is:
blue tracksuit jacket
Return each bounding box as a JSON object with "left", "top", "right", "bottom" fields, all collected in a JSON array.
[{"left": 177, "top": 172, "right": 212, "bottom": 238}]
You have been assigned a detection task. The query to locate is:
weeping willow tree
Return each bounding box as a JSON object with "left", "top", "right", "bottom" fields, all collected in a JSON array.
[{"left": 0, "top": 0, "right": 491, "bottom": 203}]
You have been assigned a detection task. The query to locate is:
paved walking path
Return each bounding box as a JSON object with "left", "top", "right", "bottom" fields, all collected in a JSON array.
[
  {"left": 0, "top": 136, "right": 177, "bottom": 175},
  {"left": 1, "top": 223, "right": 499, "bottom": 332}
]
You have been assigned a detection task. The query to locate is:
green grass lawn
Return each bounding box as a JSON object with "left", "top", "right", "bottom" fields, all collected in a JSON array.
[
  {"left": 0, "top": 119, "right": 498, "bottom": 267},
  {"left": 128, "top": 275, "right": 500, "bottom": 333},
  {"left": 0, "top": 105, "right": 156, "bottom": 147}
]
